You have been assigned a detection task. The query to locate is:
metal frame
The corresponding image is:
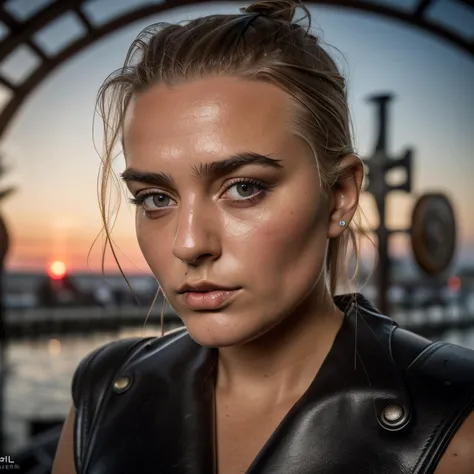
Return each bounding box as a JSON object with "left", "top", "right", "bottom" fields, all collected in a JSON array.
[{"left": 0, "top": 0, "right": 472, "bottom": 140}]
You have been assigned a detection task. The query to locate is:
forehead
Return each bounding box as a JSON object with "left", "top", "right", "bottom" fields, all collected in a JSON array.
[{"left": 124, "top": 77, "right": 297, "bottom": 164}]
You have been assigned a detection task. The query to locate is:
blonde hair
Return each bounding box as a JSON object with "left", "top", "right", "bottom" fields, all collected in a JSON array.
[{"left": 95, "top": 0, "right": 368, "bottom": 332}]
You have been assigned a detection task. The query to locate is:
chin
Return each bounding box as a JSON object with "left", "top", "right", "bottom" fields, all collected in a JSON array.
[
  {"left": 187, "top": 333, "right": 243, "bottom": 348},
  {"left": 179, "top": 312, "right": 265, "bottom": 348}
]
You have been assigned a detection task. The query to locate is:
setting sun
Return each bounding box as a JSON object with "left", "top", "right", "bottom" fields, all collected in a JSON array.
[{"left": 48, "top": 260, "right": 67, "bottom": 279}]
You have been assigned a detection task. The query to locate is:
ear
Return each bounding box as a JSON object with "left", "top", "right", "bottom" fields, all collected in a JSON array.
[{"left": 327, "top": 154, "right": 364, "bottom": 239}]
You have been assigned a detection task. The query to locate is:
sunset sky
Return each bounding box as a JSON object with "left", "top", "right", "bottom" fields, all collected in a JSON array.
[{"left": 0, "top": 0, "right": 473, "bottom": 275}]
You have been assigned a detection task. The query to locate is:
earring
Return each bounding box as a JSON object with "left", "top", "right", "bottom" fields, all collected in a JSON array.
[{"left": 339, "top": 220, "right": 346, "bottom": 227}]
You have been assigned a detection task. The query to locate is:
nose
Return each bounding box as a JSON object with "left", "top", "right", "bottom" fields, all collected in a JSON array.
[{"left": 172, "top": 200, "right": 221, "bottom": 265}]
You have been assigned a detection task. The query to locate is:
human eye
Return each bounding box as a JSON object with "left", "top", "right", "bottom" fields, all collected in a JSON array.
[
  {"left": 221, "top": 178, "right": 271, "bottom": 204},
  {"left": 128, "top": 191, "right": 177, "bottom": 213}
]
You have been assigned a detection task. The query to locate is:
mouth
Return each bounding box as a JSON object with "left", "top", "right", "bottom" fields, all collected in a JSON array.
[
  {"left": 177, "top": 282, "right": 241, "bottom": 310},
  {"left": 177, "top": 282, "right": 240, "bottom": 294}
]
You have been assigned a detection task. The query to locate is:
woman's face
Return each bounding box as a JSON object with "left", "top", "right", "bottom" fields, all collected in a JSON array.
[{"left": 123, "top": 76, "right": 348, "bottom": 347}]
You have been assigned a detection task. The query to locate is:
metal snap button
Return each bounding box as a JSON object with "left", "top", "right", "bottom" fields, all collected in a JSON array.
[
  {"left": 113, "top": 375, "right": 132, "bottom": 394},
  {"left": 381, "top": 404, "right": 406, "bottom": 427}
]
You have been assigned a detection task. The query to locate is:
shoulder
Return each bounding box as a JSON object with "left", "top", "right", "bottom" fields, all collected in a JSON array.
[
  {"left": 71, "top": 327, "right": 192, "bottom": 471},
  {"left": 71, "top": 327, "right": 188, "bottom": 409},
  {"left": 385, "top": 314, "right": 474, "bottom": 474},
  {"left": 338, "top": 294, "right": 474, "bottom": 390},
  {"left": 390, "top": 325, "right": 474, "bottom": 386},
  {"left": 351, "top": 293, "right": 474, "bottom": 384}
]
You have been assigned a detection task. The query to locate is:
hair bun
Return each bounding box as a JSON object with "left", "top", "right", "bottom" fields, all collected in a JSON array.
[{"left": 240, "top": 0, "right": 300, "bottom": 23}]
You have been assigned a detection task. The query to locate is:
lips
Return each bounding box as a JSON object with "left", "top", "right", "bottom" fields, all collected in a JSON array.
[
  {"left": 177, "top": 281, "right": 238, "bottom": 294},
  {"left": 183, "top": 289, "right": 238, "bottom": 310},
  {"left": 177, "top": 282, "right": 240, "bottom": 310}
]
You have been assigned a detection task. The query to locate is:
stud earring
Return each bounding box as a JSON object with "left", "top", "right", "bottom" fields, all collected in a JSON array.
[{"left": 339, "top": 220, "right": 346, "bottom": 227}]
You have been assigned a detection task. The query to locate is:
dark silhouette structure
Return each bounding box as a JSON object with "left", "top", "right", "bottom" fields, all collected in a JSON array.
[
  {"left": 363, "top": 94, "right": 413, "bottom": 313},
  {"left": 0, "top": 0, "right": 473, "bottom": 142},
  {"left": 0, "top": 160, "right": 15, "bottom": 454}
]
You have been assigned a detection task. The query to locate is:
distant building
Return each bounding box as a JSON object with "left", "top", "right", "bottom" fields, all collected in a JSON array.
[{"left": 2, "top": 271, "right": 159, "bottom": 309}]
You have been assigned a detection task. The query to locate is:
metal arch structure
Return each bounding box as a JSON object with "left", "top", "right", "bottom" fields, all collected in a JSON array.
[{"left": 0, "top": 0, "right": 472, "bottom": 141}]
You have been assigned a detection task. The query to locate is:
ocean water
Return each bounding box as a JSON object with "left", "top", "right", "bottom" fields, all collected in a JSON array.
[{"left": 4, "top": 323, "right": 180, "bottom": 453}]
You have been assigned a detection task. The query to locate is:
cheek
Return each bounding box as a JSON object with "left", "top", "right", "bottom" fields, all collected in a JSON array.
[
  {"left": 251, "top": 205, "right": 329, "bottom": 300},
  {"left": 230, "top": 199, "right": 328, "bottom": 272}
]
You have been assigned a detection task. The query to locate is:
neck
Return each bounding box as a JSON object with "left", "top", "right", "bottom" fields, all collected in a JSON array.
[{"left": 216, "top": 288, "right": 344, "bottom": 406}]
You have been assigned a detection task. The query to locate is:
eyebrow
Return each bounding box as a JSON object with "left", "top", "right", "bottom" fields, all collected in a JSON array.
[{"left": 120, "top": 152, "right": 283, "bottom": 187}]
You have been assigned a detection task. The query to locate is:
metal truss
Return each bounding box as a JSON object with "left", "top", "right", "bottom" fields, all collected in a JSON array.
[{"left": 0, "top": 0, "right": 472, "bottom": 140}]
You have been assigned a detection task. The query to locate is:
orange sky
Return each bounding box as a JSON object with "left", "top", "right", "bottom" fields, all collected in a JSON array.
[{"left": 1, "top": 4, "right": 473, "bottom": 274}]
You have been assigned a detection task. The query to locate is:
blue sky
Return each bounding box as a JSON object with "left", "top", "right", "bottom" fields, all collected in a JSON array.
[{"left": 0, "top": 0, "right": 473, "bottom": 273}]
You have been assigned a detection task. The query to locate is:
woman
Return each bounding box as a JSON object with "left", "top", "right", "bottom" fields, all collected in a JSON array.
[{"left": 52, "top": 1, "right": 474, "bottom": 473}]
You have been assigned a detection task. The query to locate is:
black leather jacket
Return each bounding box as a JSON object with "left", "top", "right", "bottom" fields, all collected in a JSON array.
[{"left": 72, "top": 294, "right": 474, "bottom": 473}]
